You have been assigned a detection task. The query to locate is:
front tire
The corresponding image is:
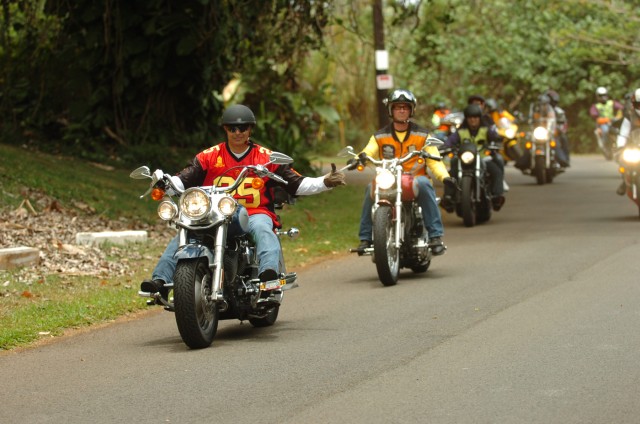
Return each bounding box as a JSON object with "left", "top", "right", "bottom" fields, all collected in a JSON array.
[
  {"left": 461, "top": 176, "right": 476, "bottom": 227},
  {"left": 174, "top": 258, "right": 218, "bottom": 349},
  {"left": 373, "top": 206, "right": 400, "bottom": 286},
  {"left": 534, "top": 156, "right": 546, "bottom": 185}
]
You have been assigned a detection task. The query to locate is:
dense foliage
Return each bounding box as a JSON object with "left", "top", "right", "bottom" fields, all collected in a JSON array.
[{"left": 1, "top": 0, "right": 639, "bottom": 165}]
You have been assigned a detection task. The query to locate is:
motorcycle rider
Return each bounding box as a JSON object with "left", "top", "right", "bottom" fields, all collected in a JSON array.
[
  {"left": 614, "top": 88, "right": 640, "bottom": 195},
  {"left": 467, "top": 94, "right": 496, "bottom": 127},
  {"left": 547, "top": 89, "right": 571, "bottom": 166},
  {"left": 140, "top": 104, "right": 346, "bottom": 297},
  {"left": 515, "top": 93, "right": 569, "bottom": 171},
  {"left": 590, "top": 86, "right": 624, "bottom": 155},
  {"left": 431, "top": 101, "right": 451, "bottom": 141},
  {"left": 442, "top": 103, "right": 506, "bottom": 211},
  {"left": 485, "top": 98, "right": 522, "bottom": 163},
  {"left": 353, "top": 88, "right": 456, "bottom": 256}
]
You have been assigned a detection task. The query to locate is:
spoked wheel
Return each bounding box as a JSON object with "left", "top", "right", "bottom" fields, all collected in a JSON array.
[
  {"left": 174, "top": 258, "right": 218, "bottom": 349},
  {"left": 534, "top": 156, "right": 546, "bottom": 185},
  {"left": 373, "top": 206, "right": 400, "bottom": 286},
  {"left": 461, "top": 176, "right": 476, "bottom": 227}
]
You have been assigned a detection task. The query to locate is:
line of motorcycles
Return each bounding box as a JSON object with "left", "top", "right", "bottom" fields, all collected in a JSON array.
[{"left": 129, "top": 111, "right": 577, "bottom": 349}]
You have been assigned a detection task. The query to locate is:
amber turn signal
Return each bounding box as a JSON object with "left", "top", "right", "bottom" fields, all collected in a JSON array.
[
  {"left": 151, "top": 188, "right": 165, "bottom": 201},
  {"left": 251, "top": 178, "right": 264, "bottom": 189}
]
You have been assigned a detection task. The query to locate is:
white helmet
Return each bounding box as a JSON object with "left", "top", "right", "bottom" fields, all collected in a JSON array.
[
  {"left": 596, "top": 86, "right": 608, "bottom": 96},
  {"left": 632, "top": 88, "right": 640, "bottom": 117}
]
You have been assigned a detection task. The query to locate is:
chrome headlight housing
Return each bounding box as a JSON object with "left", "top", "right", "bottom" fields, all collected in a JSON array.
[
  {"left": 533, "top": 126, "right": 549, "bottom": 142},
  {"left": 157, "top": 200, "right": 178, "bottom": 221},
  {"left": 622, "top": 147, "right": 640, "bottom": 164},
  {"left": 218, "top": 195, "right": 237, "bottom": 216},
  {"left": 375, "top": 168, "right": 395, "bottom": 190},
  {"left": 180, "top": 188, "right": 211, "bottom": 220},
  {"left": 460, "top": 151, "right": 476, "bottom": 164}
]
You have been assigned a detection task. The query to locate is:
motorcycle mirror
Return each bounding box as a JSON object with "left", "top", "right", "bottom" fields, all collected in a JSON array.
[
  {"left": 269, "top": 152, "right": 294, "bottom": 165},
  {"left": 337, "top": 146, "right": 356, "bottom": 157},
  {"left": 130, "top": 166, "right": 151, "bottom": 179}
]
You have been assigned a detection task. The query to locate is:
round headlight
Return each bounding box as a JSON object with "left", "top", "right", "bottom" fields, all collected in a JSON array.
[
  {"left": 622, "top": 147, "right": 640, "bottom": 164},
  {"left": 460, "top": 151, "right": 475, "bottom": 164},
  {"left": 505, "top": 128, "right": 516, "bottom": 139},
  {"left": 157, "top": 200, "right": 178, "bottom": 221},
  {"left": 375, "top": 169, "right": 395, "bottom": 190},
  {"left": 533, "top": 127, "right": 548, "bottom": 141},
  {"left": 180, "top": 188, "right": 210, "bottom": 220},
  {"left": 218, "top": 196, "right": 237, "bottom": 216}
]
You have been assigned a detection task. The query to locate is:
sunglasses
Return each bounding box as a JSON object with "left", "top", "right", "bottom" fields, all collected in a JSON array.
[{"left": 226, "top": 124, "right": 251, "bottom": 133}]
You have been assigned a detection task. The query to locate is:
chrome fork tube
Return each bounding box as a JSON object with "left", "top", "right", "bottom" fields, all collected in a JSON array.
[{"left": 211, "top": 225, "right": 227, "bottom": 301}]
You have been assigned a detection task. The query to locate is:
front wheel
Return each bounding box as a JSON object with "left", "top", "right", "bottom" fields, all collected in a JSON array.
[
  {"left": 460, "top": 176, "right": 476, "bottom": 227},
  {"left": 373, "top": 206, "right": 400, "bottom": 286},
  {"left": 534, "top": 156, "right": 546, "bottom": 185},
  {"left": 174, "top": 258, "right": 218, "bottom": 349}
]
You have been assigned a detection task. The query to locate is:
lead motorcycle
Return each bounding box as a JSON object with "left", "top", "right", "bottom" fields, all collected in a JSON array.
[
  {"left": 338, "top": 141, "right": 443, "bottom": 286},
  {"left": 440, "top": 141, "right": 499, "bottom": 227},
  {"left": 130, "top": 152, "right": 299, "bottom": 349},
  {"left": 617, "top": 128, "right": 640, "bottom": 217}
]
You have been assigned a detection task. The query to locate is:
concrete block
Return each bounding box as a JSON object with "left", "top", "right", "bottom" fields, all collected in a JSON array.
[
  {"left": 75, "top": 230, "right": 148, "bottom": 246},
  {"left": 0, "top": 246, "right": 41, "bottom": 270}
]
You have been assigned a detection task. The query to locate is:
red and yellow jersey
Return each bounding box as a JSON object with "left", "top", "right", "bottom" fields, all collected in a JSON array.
[{"left": 177, "top": 142, "right": 305, "bottom": 227}]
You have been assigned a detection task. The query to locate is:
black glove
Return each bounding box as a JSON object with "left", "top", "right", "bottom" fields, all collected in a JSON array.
[
  {"left": 358, "top": 152, "right": 368, "bottom": 164},
  {"left": 443, "top": 177, "right": 460, "bottom": 191},
  {"left": 324, "top": 163, "right": 346, "bottom": 188},
  {"left": 346, "top": 158, "right": 358, "bottom": 170}
]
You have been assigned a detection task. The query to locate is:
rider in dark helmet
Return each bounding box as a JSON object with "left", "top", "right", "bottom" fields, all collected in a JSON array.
[
  {"left": 352, "top": 88, "right": 456, "bottom": 256},
  {"left": 140, "top": 104, "right": 346, "bottom": 298},
  {"left": 467, "top": 94, "right": 496, "bottom": 127},
  {"left": 547, "top": 89, "right": 571, "bottom": 166},
  {"left": 442, "top": 103, "right": 506, "bottom": 212}
]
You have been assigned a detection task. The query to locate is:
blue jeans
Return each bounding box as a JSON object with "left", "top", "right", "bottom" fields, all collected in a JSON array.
[
  {"left": 358, "top": 176, "right": 444, "bottom": 242},
  {"left": 151, "top": 210, "right": 281, "bottom": 284}
]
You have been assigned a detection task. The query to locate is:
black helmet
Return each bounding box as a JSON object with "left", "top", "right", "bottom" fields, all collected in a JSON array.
[
  {"left": 485, "top": 98, "right": 499, "bottom": 112},
  {"left": 547, "top": 89, "right": 560, "bottom": 106},
  {"left": 467, "top": 94, "right": 485, "bottom": 105},
  {"left": 463, "top": 104, "right": 483, "bottom": 118},
  {"left": 538, "top": 94, "right": 551, "bottom": 104},
  {"left": 386, "top": 89, "right": 417, "bottom": 117},
  {"left": 221, "top": 104, "right": 256, "bottom": 126},
  {"left": 436, "top": 101, "right": 447, "bottom": 110}
]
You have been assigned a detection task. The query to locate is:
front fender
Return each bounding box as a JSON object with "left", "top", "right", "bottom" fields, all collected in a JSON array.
[{"left": 175, "top": 244, "right": 215, "bottom": 265}]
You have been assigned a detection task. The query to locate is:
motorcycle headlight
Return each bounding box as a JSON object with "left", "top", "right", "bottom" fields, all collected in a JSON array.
[
  {"left": 622, "top": 147, "right": 640, "bottom": 164},
  {"left": 157, "top": 200, "right": 178, "bottom": 221},
  {"left": 376, "top": 169, "right": 395, "bottom": 190},
  {"left": 460, "top": 151, "right": 475, "bottom": 164},
  {"left": 533, "top": 127, "right": 548, "bottom": 141},
  {"left": 218, "top": 195, "right": 237, "bottom": 216},
  {"left": 180, "top": 188, "right": 210, "bottom": 220},
  {"left": 505, "top": 128, "right": 516, "bottom": 139}
]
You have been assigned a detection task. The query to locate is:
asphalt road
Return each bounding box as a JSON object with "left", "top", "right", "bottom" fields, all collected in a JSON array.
[{"left": 2, "top": 155, "right": 640, "bottom": 424}]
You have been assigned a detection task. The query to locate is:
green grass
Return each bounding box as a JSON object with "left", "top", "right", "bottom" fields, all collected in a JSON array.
[{"left": 0, "top": 143, "right": 363, "bottom": 351}]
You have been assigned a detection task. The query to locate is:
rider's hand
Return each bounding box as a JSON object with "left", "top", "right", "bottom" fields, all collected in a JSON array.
[
  {"left": 324, "top": 163, "right": 346, "bottom": 188},
  {"left": 443, "top": 177, "right": 460, "bottom": 191}
]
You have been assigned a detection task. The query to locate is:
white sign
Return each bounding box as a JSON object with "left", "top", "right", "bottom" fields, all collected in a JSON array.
[
  {"left": 376, "top": 74, "right": 394, "bottom": 90},
  {"left": 375, "top": 50, "right": 389, "bottom": 71}
]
